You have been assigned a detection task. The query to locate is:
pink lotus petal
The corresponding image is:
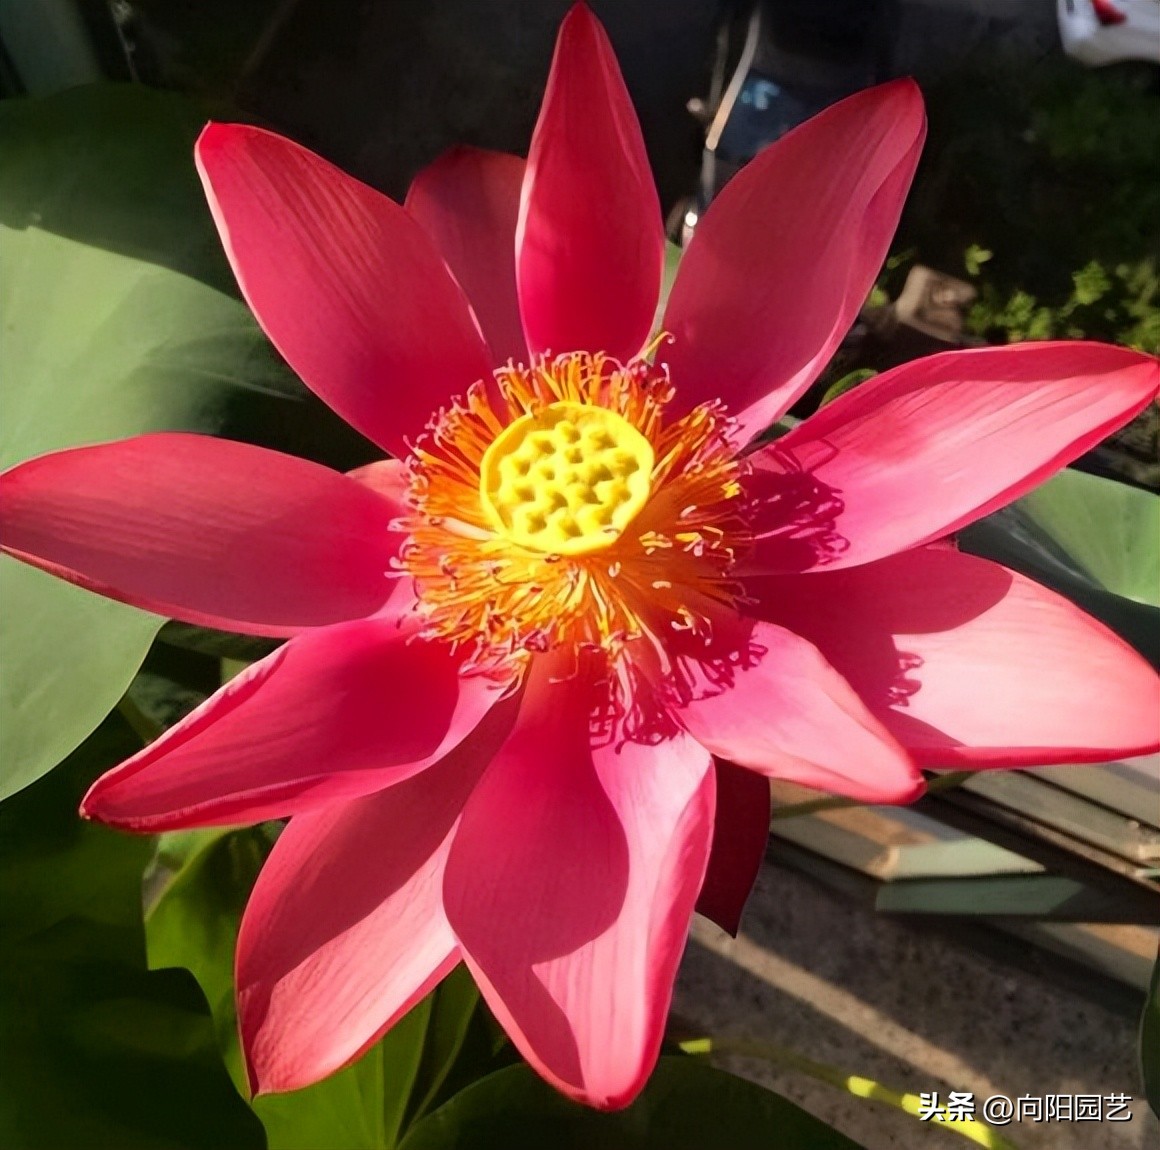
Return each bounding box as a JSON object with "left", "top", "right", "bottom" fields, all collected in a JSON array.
[
  {"left": 662, "top": 80, "right": 925, "bottom": 441},
  {"left": 238, "top": 701, "right": 516, "bottom": 1095},
  {"left": 695, "top": 760, "right": 770, "bottom": 936},
  {"left": 346, "top": 457, "right": 412, "bottom": 504},
  {"left": 0, "top": 433, "right": 403, "bottom": 636},
  {"left": 669, "top": 614, "right": 923, "bottom": 803},
  {"left": 747, "top": 342, "right": 1160, "bottom": 574},
  {"left": 81, "top": 618, "right": 508, "bottom": 830},
  {"left": 747, "top": 545, "right": 1160, "bottom": 767},
  {"left": 406, "top": 147, "right": 529, "bottom": 366},
  {"left": 443, "top": 654, "right": 714, "bottom": 1109},
  {"left": 517, "top": 4, "right": 663, "bottom": 363},
  {"left": 196, "top": 124, "right": 493, "bottom": 457}
]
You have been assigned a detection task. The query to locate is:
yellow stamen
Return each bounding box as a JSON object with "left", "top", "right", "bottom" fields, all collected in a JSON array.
[{"left": 398, "top": 350, "right": 749, "bottom": 670}]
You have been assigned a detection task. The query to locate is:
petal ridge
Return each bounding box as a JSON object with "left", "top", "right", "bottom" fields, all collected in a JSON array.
[
  {"left": 746, "top": 545, "right": 1160, "bottom": 766},
  {"left": 0, "top": 433, "right": 405, "bottom": 636},
  {"left": 196, "top": 123, "right": 493, "bottom": 456},
  {"left": 747, "top": 343, "right": 1160, "bottom": 573},
  {"left": 406, "top": 145, "right": 529, "bottom": 366},
  {"left": 516, "top": 5, "right": 663, "bottom": 362},
  {"left": 81, "top": 619, "right": 507, "bottom": 829},
  {"left": 662, "top": 79, "right": 925, "bottom": 440},
  {"left": 239, "top": 700, "right": 517, "bottom": 1094},
  {"left": 444, "top": 654, "right": 714, "bottom": 1108}
]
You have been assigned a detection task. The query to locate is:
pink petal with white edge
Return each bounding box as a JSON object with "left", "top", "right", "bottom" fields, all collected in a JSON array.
[
  {"left": 747, "top": 342, "right": 1160, "bottom": 574},
  {"left": 668, "top": 614, "right": 923, "bottom": 803},
  {"left": 443, "top": 653, "right": 715, "bottom": 1110},
  {"left": 196, "top": 124, "right": 493, "bottom": 457},
  {"left": 0, "top": 433, "right": 403, "bottom": 637},
  {"left": 747, "top": 545, "right": 1160, "bottom": 767},
  {"left": 662, "top": 80, "right": 925, "bottom": 441},
  {"left": 517, "top": 4, "right": 663, "bottom": 363},
  {"left": 406, "top": 147, "right": 529, "bottom": 366},
  {"left": 238, "top": 700, "right": 517, "bottom": 1095},
  {"left": 346, "top": 457, "right": 412, "bottom": 504},
  {"left": 81, "top": 618, "right": 508, "bottom": 830},
  {"left": 695, "top": 760, "right": 770, "bottom": 936}
]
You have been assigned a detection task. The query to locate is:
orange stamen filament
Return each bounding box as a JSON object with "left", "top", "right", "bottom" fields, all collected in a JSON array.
[{"left": 396, "top": 350, "right": 750, "bottom": 671}]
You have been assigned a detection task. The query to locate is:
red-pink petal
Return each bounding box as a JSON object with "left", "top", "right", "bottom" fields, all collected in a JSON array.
[
  {"left": 662, "top": 80, "right": 925, "bottom": 441},
  {"left": 238, "top": 702, "right": 515, "bottom": 1095},
  {"left": 406, "top": 147, "right": 529, "bottom": 366},
  {"left": 196, "top": 124, "right": 492, "bottom": 457},
  {"left": 747, "top": 343, "right": 1160, "bottom": 573},
  {"left": 695, "top": 760, "right": 770, "bottom": 936},
  {"left": 746, "top": 546, "right": 1160, "bottom": 767},
  {"left": 81, "top": 619, "right": 507, "bottom": 830},
  {"left": 516, "top": 4, "right": 663, "bottom": 363},
  {"left": 669, "top": 615, "right": 923, "bottom": 803},
  {"left": 443, "top": 654, "right": 714, "bottom": 1109},
  {"left": 0, "top": 434, "right": 403, "bottom": 636},
  {"left": 346, "top": 457, "right": 411, "bottom": 504}
]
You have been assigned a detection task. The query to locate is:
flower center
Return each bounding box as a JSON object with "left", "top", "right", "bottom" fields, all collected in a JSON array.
[
  {"left": 478, "top": 401, "right": 654, "bottom": 556},
  {"left": 397, "top": 349, "right": 749, "bottom": 672}
]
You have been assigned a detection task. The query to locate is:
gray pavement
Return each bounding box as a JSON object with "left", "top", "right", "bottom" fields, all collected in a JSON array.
[{"left": 675, "top": 862, "right": 1159, "bottom": 1150}]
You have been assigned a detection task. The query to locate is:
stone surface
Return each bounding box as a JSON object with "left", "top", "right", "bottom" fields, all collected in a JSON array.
[{"left": 675, "top": 861, "right": 1159, "bottom": 1149}]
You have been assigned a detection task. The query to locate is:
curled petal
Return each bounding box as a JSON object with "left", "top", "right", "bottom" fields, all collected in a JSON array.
[
  {"left": 695, "top": 760, "right": 770, "bottom": 936},
  {"left": 517, "top": 4, "right": 663, "bottom": 362},
  {"left": 668, "top": 615, "right": 923, "bottom": 803},
  {"left": 747, "top": 342, "right": 1160, "bottom": 574},
  {"left": 239, "top": 701, "right": 515, "bottom": 1095},
  {"left": 406, "top": 147, "right": 529, "bottom": 366},
  {"left": 196, "top": 124, "right": 493, "bottom": 456},
  {"left": 444, "top": 654, "right": 714, "bottom": 1109},
  {"left": 0, "top": 434, "right": 403, "bottom": 636},
  {"left": 663, "top": 79, "right": 925, "bottom": 441},
  {"left": 747, "top": 546, "right": 1160, "bottom": 767},
  {"left": 82, "top": 619, "right": 507, "bottom": 830},
  {"left": 346, "top": 457, "right": 412, "bottom": 504}
]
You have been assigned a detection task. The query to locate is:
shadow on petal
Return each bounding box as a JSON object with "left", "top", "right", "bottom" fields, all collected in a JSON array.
[
  {"left": 744, "top": 553, "right": 1013, "bottom": 717},
  {"left": 740, "top": 444, "right": 849, "bottom": 575}
]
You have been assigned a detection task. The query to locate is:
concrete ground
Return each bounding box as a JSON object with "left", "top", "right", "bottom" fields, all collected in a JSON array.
[{"left": 674, "top": 862, "right": 1159, "bottom": 1150}]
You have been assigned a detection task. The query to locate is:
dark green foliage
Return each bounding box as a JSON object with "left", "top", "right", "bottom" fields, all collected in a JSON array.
[
  {"left": 400, "top": 1057, "right": 865, "bottom": 1150},
  {"left": 891, "top": 60, "right": 1160, "bottom": 352},
  {"left": 0, "top": 715, "right": 264, "bottom": 1149}
]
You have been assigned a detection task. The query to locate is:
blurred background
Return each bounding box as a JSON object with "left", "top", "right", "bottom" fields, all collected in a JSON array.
[{"left": 4, "top": 0, "right": 1155, "bottom": 454}]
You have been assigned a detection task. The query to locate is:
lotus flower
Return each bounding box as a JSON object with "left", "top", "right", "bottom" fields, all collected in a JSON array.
[{"left": 1, "top": 2, "right": 1157, "bottom": 1111}]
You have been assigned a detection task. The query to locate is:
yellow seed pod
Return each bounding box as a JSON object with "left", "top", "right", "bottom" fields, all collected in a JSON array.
[{"left": 479, "top": 401, "right": 654, "bottom": 555}]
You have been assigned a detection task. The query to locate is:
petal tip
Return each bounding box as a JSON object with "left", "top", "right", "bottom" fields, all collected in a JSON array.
[
  {"left": 867, "top": 76, "right": 925, "bottom": 132},
  {"left": 887, "top": 75, "right": 923, "bottom": 107},
  {"left": 882, "top": 771, "right": 927, "bottom": 806},
  {"left": 561, "top": 2, "right": 599, "bottom": 32},
  {"left": 702, "top": 910, "right": 743, "bottom": 939},
  {"left": 193, "top": 120, "right": 218, "bottom": 153},
  {"left": 78, "top": 777, "right": 107, "bottom": 823},
  {"left": 587, "top": 1062, "right": 660, "bottom": 1112},
  {"left": 243, "top": 1049, "right": 273, "bottom": 1100},
  {"left": 193, "top": 120, "right": 242, "bottom": 166}
]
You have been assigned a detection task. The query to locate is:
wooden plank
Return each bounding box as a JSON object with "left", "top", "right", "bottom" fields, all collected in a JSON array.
[
  {"left": 875, "top": 873, "right": 1158, "bottom": 923},
  {"left": 1029, "top": 755, "right": 1160, "bottom": 829},
  {"left": 960, "top": 769, "right": 1160, "bottom": 864}
]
